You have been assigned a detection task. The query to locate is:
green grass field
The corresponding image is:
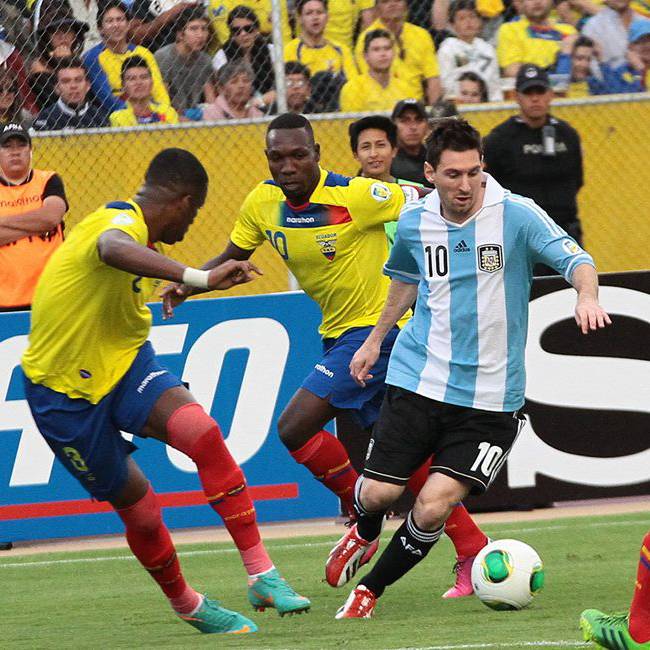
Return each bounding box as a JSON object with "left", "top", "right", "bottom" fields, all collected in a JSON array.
[{"left": 2, "top": 511, "right": 648, "bottom": 650}]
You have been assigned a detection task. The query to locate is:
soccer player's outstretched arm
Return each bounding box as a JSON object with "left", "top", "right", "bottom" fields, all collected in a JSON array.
[
  {"left": 350, "top": 279, "right": 418, "bottom": 387},
  {"left": 98, "top": 229, "right": 260, "bottom": 292},
  {"left": 570, "top": 263, "right": 612, "bottom": 335}
]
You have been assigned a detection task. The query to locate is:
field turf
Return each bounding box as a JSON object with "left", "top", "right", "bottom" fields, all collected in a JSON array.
[{"left": 2, "top": 511, "right": 648, "bottom": 650}]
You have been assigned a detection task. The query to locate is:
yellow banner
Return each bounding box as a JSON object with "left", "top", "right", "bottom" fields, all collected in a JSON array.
[{"left": 33, "top": 96, "right": 650, "bottom": 297}]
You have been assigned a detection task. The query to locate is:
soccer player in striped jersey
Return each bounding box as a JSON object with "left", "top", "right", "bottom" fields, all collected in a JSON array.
[
  {"left": 581, "top": 531, "right": 650, "bottom": 649},
  {"left": 329, "top": 117, "right": 611, "bottom": 619},
  {"left": 163, "top": 113, "right": 493, "bottom": 597}
]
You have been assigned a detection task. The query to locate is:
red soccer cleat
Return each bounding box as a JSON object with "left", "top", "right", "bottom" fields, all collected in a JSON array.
[
  {"left": 335, "top": 585, "right": 377, "bottom": 619},
  {"left": 326, "top": 523, "right": 380, "bottom": 588}
]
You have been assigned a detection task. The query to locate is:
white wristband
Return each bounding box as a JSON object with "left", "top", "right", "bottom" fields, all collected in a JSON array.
[{"left": 182, "top": 267, "right": 210, "bottom": 289}]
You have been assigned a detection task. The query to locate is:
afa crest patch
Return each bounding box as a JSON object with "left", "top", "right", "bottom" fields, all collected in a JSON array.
[
  {"left": 316, "top": 232, "right": 337, "bottom": 261},
  {"left": 562, "top": 239, "right": 582, "bottom": 256},
  {"left": 477, "top": 244, "right": 503, "bottom": 273},
  {"left": 370, "top": 182, "right": 391, "bottom": 202}
]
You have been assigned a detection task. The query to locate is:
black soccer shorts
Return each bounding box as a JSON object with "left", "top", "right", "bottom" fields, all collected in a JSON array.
[{"left": 363, "top": 385, "right": 524, "bottom": 494}]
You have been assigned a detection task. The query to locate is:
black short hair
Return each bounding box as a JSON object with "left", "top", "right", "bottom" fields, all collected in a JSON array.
[
  {"left": 573, "top": 35, "right": 595, "bottom": 51},
  {"left": 285, "top": 60, "right": 311, "bottom": 79},
  {"left": 425, "top": 117, "right": 482, "bottom": 168},
  {"left": 267, "top": 112, "right": 314, "bottom": 141},
  {"left": 54, "top": 57, "right": 88, "bottom": 80},
  {"left": 145, "top": 149, "right": 208, "bottom": 198},
  {"left": 121, "top": 55, "right": 151, "bottom": 83},
  {"left": 97, "top": 0, "right": 127, "bottom": 28},
  {"left": 458, "top": 71, "right": 488, "bottom": 102},
  {"left": 349, "top": 115, "right": 397, "bottom": 153},
  {"left": 363, "top": 28, "right": 392, "bottom": 53},
  {"left": 449, "top": 0, "right": 479, "bottom": 22},
  {"left": 227, "top": 4, "right": 260, "bottom": 28},
  {"left": 296, "top": 0, "right": 327, "bottom": 13},
  {"left": 173, "top": 5, "right": 209, "bottom": 34}
]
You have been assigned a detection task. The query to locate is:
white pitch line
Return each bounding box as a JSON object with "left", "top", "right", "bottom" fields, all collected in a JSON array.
[
  {"left": 0, "top": 517, "right": 646, "bottom": 570},
  {"left": 391, "top": 642, "right": 589, "bottom": 649}
]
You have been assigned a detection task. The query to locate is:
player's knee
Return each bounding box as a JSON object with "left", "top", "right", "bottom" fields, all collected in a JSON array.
[
  {"left": 166, "top": 403, "right": 231, "bottom": 467},
  {"left": 277, "top": 410, "right": 310, "bottom": 450},
  {"left": 413, "top": 492, "right": 458, "bottom": 530},
  {"left": 116, "top": 485, "right": 163, "bottom": 535},
  {"left": 359, "top": 477, "right": 402, "bottom": 512}
]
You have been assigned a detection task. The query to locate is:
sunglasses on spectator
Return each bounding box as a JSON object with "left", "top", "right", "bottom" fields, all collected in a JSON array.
[{"left": 231, "top": 23, "right": 256, "bottom": 35}]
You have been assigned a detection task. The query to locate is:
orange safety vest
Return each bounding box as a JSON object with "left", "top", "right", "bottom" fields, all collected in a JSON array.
[{"left": 0, "top": 169, "right": 64, "bottom": 309}]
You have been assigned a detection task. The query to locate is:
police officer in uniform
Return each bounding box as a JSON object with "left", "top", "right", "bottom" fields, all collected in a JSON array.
[{"left": 483, "top": 65, "right": 584, "bottom": 256}]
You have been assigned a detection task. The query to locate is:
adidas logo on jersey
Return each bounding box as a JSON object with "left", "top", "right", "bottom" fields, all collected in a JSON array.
[{"left": 453, "top": 240, "right": 470, "bottom": 253}]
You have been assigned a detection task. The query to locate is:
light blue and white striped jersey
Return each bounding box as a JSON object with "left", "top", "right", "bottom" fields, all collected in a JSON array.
[{"left": 384, "top": 174, "right": 594, "bottom": 412}]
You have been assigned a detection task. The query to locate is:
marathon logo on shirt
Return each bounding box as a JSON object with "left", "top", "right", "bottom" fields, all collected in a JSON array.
[
  {"left": 286, "top": 215, "right": 316, "bottom": 224},
  {"left": 315, "top": 363, "right": 334, "bottom": 378},
  {"left": 316, "top": 232, "right": 337, "bottom": 261},
  {"left": 136, "top": 370, "right": 168, "bottom": 394},
  {"left": 477, "top": 244, "right": 503, "bottom": 273}
]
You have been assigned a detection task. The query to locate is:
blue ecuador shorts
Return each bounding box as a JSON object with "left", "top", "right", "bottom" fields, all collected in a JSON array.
[
  {"left": 23, "top": 341, "right": 183, "bottom": 501},
  {"left": 301, "top": 326, "right": 400, "bottom": 429}
]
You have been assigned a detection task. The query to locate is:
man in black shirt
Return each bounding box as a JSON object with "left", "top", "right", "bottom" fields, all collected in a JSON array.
[
  {"left": 483, "top": 64, "right": 584, "bottom": 247},
  {"left": 390, "top": 99, "right": 432, "bottom": 187},
  {"left": 34, "top": 59, "right": 108, "bottom": 130}
]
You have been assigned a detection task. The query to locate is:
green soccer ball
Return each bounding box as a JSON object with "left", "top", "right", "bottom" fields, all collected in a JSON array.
[{"left": 471, "top": 539, "right": 545, "bottom": 610}]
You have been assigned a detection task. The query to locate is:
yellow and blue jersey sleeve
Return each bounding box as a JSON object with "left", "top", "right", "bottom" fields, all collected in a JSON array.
[
  {"left": 230, "top": 184, "right": 272, "bottom": 250},
  {"left": 345, "top": 177, "right": 406, "bottom": 231}
]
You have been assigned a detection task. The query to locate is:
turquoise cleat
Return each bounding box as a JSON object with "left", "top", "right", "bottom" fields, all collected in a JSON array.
[
  {"left": 248, "top": 568, "right": 311, "bottom": 616},
  {"left": 580, "top": 609, "right": 650, "bottom": 649},
  {"left": 178, "top": 596, "right": 258, "bottom": 634}
]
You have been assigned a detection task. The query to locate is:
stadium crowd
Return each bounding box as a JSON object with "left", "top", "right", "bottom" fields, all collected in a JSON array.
[{"left": 0, "top": 0, "right": 648, "bottom": 130}]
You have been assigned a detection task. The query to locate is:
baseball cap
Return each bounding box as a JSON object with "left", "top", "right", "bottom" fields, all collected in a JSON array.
[
  {"left": 629, "top": 18, "right": 650, "bottom": 43},
  {"left": 391, "top": 98, "right": 428, "bottom": 120},
  {"left": 0, "top": 123, "right": 31, "bottom": 146},
  {"left": 515, "top": 64, "right": 551, "bottom": 93}
]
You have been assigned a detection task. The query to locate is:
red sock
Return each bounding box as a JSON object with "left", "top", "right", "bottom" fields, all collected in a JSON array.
[
  {"left": 116, "top": 485, "right": 201, "bottom": 614},
  {"left": 444, "top": 503, "right": 488, "bottom": 558},
  {"left": 167, "top": 403, "right": 272, "bottom": 576},
  {"left": 290, "top": 430, "right": 358, "bottom": 516},
  {"left": 630, "top": 532, "right": 650, "bottom": 643},
  {"left": 406, "top": 457, "right": 488, "bottom": 558}
]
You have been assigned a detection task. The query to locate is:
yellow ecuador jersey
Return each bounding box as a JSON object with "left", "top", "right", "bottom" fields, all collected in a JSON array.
[
  {"left": 22, "top": 200, "right": 163, "bottom": 403},
  {"left": 355, "top": 19, "right": 440, "bottom": 100},
  {"left": 230, "top": 169, "right": 410, "bottom": 339},
  {"left": 340, "top": 71, "right": 412, "bottom": 112},
  {"left": 325, "top": 0, "right": 374, "bottom": 49},
  {"left": 496, "top": 18, "right": 576, "bottom": 70},
  {"left": 109, "top": 102, "right": 179, "bottom": 127},
  {"left": 207, "top": 0, "right": 292, "bottom": 45},
  {"left": 284, "top": 38, "right": 358, "bottom": 79}
]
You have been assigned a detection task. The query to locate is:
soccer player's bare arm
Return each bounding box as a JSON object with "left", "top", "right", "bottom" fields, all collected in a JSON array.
[
  {"left": 98, "top": 230, "right": 260, "bottom": 291},
  {"left": 570, "top": 263, "right": 612, "bottom": 334},
  {"left": 350, "top": 279, "right": 418, "bottom": 387}
]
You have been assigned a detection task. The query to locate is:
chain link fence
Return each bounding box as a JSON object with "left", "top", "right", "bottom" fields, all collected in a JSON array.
[{"left": 1, "top": 0, "right": 649, "bottom": 299}]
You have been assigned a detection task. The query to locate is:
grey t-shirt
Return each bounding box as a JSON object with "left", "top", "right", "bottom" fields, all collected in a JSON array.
[{"left": 154, "top": 45, "right": 213, "bottom": 113}]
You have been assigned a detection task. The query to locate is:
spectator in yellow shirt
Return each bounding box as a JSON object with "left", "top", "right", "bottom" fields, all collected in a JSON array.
[
  {"left": 285, "top": 0, "right": 358, "bottom": 80},
  {"left": 85, "top": 0, "right": 170, "bottom": 113},
  {"left": 356, "top": 0, "right": 441, "bottom": 104},
  {"left": 340, "top": 29, "right": 411, "bottom": 111},
  {"left": 109, "top": 56, "right": 179, "bottom": 126},
  {"left": 496, "top": 0, "right": 576, "bottom": 76}
]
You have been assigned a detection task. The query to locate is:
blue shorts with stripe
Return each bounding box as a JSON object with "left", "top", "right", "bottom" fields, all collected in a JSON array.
[
  {"left": 23, "top": 341, "right": 183, "bottom": 501},
  {"left": 301, "top": 326, "right": 400, "bottom": 429}
]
